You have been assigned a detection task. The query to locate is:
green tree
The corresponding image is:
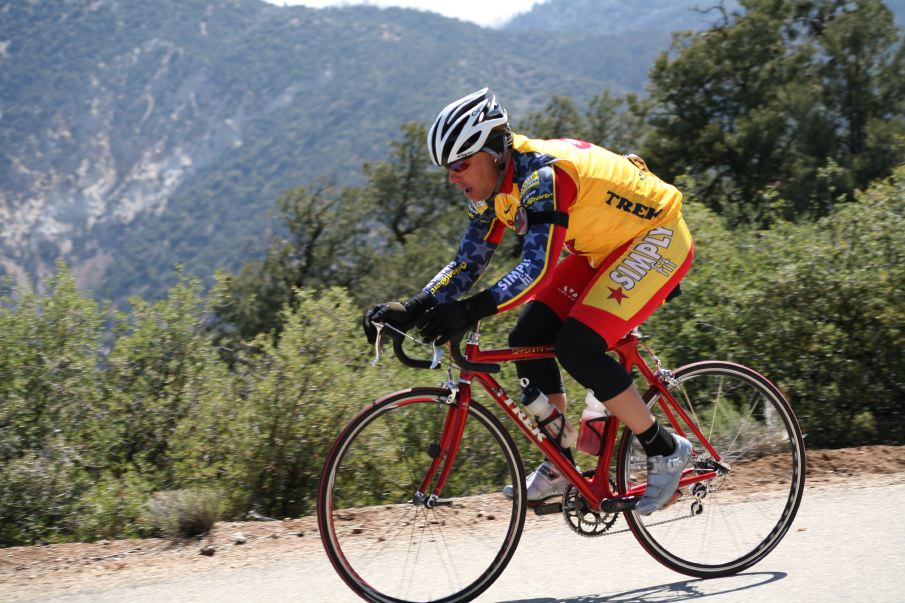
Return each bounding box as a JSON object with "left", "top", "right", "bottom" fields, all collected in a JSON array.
[
  {"left": 364, "top": 122, "right": 460, "bottom": 246},
  {"left": 0, "top": 263, "right": 104, "bottom": 460},
  {"left": 97, "top": 274, "right": 215, "bottom": 483},
  {"left": 642, "top": 0, "right": 905, "bottom": 224},
  {"left": 814, "top": 0, "right": 905, "bottom": 186},
  {"left": 517, "top": 91, "right": 651, "bottom": 157},
  {"left": 518, "top": 95, "right": 588, "bottom": 140},
  {"left": 215, "top": 123, "right": 462, "bottom": 341},
  {"left": 214, "top": 182, "right": 369, "bottom": 342},
  {"left": 585, "top": 91, "right": 649, "bottom": 154},
  {"left": 0, "top": 443, "right": 91, "bottom": 545},
  {"left": 0, "top": 263, "right": 105, "bottom": 544},
  {"left": 645, "top": 167, "right": 905, "bottom": 447},
  {"left": 234, "top": 288, "right": 410, "bottom": 518},
  {"left": 58, "top": 274, "right": 235, "bottom": 540},
  {"left": 341, "top": 121, "right": 463, "bottom": 305}
]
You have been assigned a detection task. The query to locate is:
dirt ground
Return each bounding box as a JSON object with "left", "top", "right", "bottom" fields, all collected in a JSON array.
[{"left": 3, "top": 445, "right": 905, "bottom": 601}]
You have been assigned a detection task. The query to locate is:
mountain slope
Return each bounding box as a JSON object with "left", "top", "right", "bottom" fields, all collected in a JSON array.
[
  {"left": 0, "top": 0, "right": 698, "bottom": 301},
  {"left": 503, "top": 0, "right": 741, "bottom": 32}
]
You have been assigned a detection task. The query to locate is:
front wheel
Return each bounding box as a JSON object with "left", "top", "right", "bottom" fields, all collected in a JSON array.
[
  {"left": 617, "top": 361, "right": 806, "bottom": 577},
  {"left": 317, "top": 387, "right": 527, "bottom": 603}
]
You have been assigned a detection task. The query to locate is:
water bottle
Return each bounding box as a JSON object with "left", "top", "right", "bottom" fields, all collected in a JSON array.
[
  {"left": 521, "top": 380, "right": 577, "bottom": 449},
  {"left": 577, "top": 390, "right": 609, "bottom": 456}
]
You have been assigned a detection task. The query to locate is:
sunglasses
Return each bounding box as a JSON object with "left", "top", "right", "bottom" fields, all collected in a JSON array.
[{"left": 447, "top": 158, "right": 471, "bottom": 173}]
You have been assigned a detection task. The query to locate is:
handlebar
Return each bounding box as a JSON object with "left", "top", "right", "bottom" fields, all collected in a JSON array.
[{"left": 378, "top": 325, "right": 501, "bottom": 373}]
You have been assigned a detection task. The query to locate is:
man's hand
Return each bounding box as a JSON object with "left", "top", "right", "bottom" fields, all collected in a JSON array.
[
  {"left": 362, "top": 292, "right": 436, "bottom": 344},
  {"left": 362, "top": 302, "right": 411, "bottom": 343},
  {"left": 416, "top": 301, "right": 472, "bottom": 345},
  {"left": 416, "top": 292, "right": 498, "bottom": 345}
]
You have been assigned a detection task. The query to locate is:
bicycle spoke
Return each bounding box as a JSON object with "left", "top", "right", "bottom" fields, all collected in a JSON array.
[
  {"left": 318, "top": 390, "right": 525, "bottom": 603},
  {"left": 621, "top": 362, "right": 805, "bottom": 577}
]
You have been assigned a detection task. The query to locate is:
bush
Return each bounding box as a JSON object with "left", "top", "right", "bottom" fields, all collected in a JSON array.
[
  {"left": 0, "top": 444, "right": 89, "bottom": 546},
  {"left": 646, "top": 168, "right": 905, "bottom": 447},
  {"left": 144, "top": 489, "right": 222, "bottom": 539},
  {"left": 233, "top": 287, "right": 413, "bottom": 519},
  {"left": 71, "top": 470, "right": 157, "bottom": 541}
]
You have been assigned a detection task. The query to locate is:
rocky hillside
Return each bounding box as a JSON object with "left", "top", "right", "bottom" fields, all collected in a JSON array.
[
  {"left": 2, "top": 0, "right": 900, "bottom": 303},
  {"left": 0, "top": 0, "right": 663, "bottom": 302},
  {"left": 504, "top": 0, "right": 740, "bottom": 32}
]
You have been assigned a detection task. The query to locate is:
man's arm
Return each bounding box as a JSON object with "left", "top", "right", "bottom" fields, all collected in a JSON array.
[
  {"left": 422, "top": 208, "right": 506, "bottom": 304},
  {"left": 485, "top": 164, "right": 575, "bottom": 313}
]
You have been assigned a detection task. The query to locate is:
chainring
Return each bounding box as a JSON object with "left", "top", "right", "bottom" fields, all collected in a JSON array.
[{"left": 561, "top": 471, "right": 619, "bottom": 537}]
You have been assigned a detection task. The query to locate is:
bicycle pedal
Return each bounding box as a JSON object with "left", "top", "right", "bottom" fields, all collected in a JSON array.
[
  {"left": 532, "top": 502, "right": 562, "bottom": 515},
  {"left": 600, "top": 496, "right": 641, "bottom": 513}
]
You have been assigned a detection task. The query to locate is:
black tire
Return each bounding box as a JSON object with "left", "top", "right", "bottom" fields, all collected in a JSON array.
[
  {"left": 617, "top": 361, "right": 806, "bottom": 577},
  {"left": 317, "top": 387, "right": 527, "bottom": 603}
]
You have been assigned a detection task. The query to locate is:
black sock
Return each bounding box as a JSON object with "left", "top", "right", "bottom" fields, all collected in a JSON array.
[
  {"left": 638, "top": 421, "right": 676, "bottom": 457},
  {"left": 562, "top": 447, "right": 576, "bottom": 467}
]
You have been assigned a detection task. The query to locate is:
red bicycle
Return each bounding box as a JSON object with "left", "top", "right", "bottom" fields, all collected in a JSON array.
[{"left": 317, "top": 322, "right": 806, "bottom": 603}]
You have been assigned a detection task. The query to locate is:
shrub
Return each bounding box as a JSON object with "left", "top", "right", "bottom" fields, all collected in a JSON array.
[
  {"left": 0, "top": 444, "right": 89, "bottom": 546},
  {"left": 144, "top": 488, "right": 222, "bottom": 539},
  {"left": 71, "top": 470, "right": 157, "bottom": 541}
]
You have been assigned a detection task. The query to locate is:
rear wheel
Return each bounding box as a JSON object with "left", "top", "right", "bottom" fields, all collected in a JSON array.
[
  {"left": 617, "top": 361, "right": 806, "bottom": 577},
  {"left": 317, "top": 388, "right": 526, "bottom": 603}
]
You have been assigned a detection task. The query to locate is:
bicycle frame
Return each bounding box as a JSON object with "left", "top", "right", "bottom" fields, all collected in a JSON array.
[{"left": 415, "top": 329, "right": 725, "bottom": 513}]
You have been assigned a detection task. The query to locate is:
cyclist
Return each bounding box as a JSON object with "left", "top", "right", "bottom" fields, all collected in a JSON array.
[{"left": 363, "top": 88, "right": 693, "bottom": 515}]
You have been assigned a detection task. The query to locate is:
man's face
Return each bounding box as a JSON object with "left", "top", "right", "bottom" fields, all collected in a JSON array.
[{"left": 446, "top": 151, "right": 498, "bottom": 202}]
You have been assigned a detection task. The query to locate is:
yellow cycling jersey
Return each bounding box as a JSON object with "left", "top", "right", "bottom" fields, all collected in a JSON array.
[
  {"left": 423, "top": 134, "right": 688, "bottom": 311},
  {"left": 496, "top": 135, "right": 684, "bottom": 267}
]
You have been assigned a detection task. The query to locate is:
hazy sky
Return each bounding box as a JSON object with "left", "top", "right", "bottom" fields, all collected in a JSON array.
[{"left": 262, "top": 0, "right": 547, "bottom": 28}]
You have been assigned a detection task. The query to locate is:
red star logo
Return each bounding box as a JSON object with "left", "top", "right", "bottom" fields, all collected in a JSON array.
[{"left": 608, "top": 286, "right": 629, "bottom": 304}]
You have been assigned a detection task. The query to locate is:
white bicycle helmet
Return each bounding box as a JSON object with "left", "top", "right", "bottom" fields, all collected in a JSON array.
[{"left": 427, "top": 88, "right": 509, "bottom": 166}]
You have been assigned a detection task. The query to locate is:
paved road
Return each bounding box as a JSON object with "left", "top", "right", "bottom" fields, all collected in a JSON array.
[{"left": 32, "top": 480, "right": 905, "bottom": 602}]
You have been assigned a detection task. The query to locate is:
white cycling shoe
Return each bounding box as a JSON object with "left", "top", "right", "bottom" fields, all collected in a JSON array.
[
  {"left": 634, "top": 434, "right": 693, "bottom": 516},
  {"left": 502, "top": 460, "right": 574, "bottom": 502}
]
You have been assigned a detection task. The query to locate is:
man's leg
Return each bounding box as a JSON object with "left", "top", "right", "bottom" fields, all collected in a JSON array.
[
  {"left": 554, "top": 318, "right": 674, "bottom": 450},
  {"left": 508, "top": 301, "right": 565, "bottom": 400},
  {"left": 501, "top": 302, "right": 573, "bottom": 501},
  {"left": 554, "top": 318, "right": 691, "bottom": 515},
  {"left": 554, "top": 216, "right": 695, "bottom": 514},
  {"left": 502, "top": 256, "right": 596, "bottom": 502}
]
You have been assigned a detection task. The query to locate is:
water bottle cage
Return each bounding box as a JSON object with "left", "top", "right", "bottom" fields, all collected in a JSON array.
[
  {"left": 536, "top": 413, "right": 568, "bottom": 449},
  {"left": 581, "top": 415, "right": 608, "bottom": 456}
]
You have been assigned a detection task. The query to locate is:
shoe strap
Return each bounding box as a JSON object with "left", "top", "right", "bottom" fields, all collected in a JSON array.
[{"left": 538, "top": 463, "right": 559, "bottom": 481}]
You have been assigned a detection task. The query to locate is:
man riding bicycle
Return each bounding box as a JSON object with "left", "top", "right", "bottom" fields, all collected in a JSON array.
[{"left": 364, "top": 88, "right": 693, "bottom": 515}]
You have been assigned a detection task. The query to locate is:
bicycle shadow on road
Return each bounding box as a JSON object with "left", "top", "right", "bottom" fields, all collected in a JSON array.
[{"left": 496, "top": 571, "right": 787, "bottom": 603}]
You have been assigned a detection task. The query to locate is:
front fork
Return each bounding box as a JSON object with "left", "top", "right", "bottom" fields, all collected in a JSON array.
[{"left": 412, "top": 380, "right": 470, "bottom": 506}]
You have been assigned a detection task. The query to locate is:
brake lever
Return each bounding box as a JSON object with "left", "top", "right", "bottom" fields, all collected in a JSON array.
[
  {"left": 370, "top": 322, "right": 384, "bottom": 366},
  {"left": 371, "top": 322, "right": 446, "bottom": 369},
  {"left": 430, "top": 343, "right": 444, "bottom": 369}
]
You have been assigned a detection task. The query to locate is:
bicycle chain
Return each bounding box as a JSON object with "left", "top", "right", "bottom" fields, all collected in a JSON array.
[
  {"left": 577, "top": 494, "right": 706, "bottom": 537},
  {"left": 374, "top": 323, "right": 717, "bottom": 536}
]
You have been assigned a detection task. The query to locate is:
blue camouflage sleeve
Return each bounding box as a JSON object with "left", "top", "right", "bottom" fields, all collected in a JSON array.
[
  {"left": 485, "top": 165, "right": 568, "bottom": 312},
  {"left": 422, "top": 207, "right": 502, "bottom": 303}
]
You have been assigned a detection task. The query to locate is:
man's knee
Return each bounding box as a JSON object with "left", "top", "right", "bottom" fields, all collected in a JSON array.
[
  {"left": 554, "top": 318, "right": 632, "bottom": 401},
  {"left": 508, "top": 302, "right": 562, "bottom": 348}
]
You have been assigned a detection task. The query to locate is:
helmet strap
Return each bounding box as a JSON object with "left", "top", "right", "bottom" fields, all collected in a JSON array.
[{"left": 483, "top": 132, "right": 511, "bottom": 201}]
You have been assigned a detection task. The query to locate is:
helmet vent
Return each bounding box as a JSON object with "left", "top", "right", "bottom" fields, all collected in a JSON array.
[{"left": 427, "top": 88, "right": 509, "bottom": 166}]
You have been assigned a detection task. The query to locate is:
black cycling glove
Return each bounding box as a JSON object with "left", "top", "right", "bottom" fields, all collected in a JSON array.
[
  {"left": 362, "top": 291, "right": 435, "bottom": 344},
  {"left": 416, "top": 290, "right": 498, "bottom": 345}
]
